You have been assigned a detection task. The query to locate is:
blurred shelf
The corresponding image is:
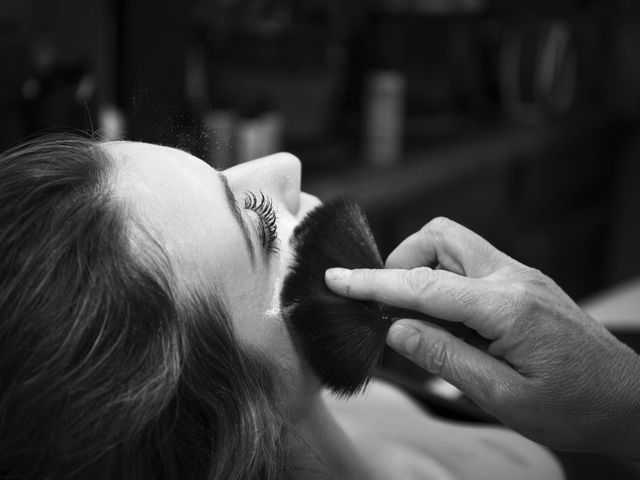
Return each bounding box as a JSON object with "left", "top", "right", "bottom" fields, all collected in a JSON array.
[{"left": 302, "top": 116, "right": 616, "bottom": 217}]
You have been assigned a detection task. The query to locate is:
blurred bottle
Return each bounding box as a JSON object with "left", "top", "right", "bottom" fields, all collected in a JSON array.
[
  {"left": 362, "top": 70, "right": 406, "bottom": 168},
  {"left": 235, "top": 103, "right": 283, "bottom": 164},
  {"left": 98, "top": 104, "right": 126, "bottom": 140}
]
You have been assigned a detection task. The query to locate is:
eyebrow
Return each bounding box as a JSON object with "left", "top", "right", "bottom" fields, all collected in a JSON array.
[{"left": 219, "top": 173, "right": 256, "bottom": 265}]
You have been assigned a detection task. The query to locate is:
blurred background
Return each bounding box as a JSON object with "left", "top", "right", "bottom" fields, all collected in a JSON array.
[
  {"left": 2, "top": 0, "right": 640, "bottom": 477},
  {"left": 3, "top": 0, "right": 640, "bottom": 302}
]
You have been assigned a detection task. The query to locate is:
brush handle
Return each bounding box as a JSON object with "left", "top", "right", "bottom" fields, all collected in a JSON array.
[{"left": 384, "top": 306, "right": 490, "bottom": 351}]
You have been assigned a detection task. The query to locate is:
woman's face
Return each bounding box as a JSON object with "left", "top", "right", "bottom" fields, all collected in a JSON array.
[{"left": 104, "top": 141, "right": 321, "bottom": 383}]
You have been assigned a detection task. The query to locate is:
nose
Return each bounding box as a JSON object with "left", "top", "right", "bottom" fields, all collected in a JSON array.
[{"left": 223, "top": 153, "right": 302, "bottom": 216}]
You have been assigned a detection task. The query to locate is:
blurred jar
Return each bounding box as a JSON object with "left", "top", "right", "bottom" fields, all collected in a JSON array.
[{"left": 362, "top": 70, "right": 406, "bottom": 168}]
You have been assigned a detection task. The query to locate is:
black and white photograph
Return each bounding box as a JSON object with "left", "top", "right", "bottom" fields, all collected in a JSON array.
[{"left": 1, "top": 0, "right": 639, "bottom": 478}]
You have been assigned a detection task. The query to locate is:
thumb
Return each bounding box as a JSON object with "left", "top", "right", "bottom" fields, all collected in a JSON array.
[{"left": 387, "top": 320, "right": 518, "bottom": 409}]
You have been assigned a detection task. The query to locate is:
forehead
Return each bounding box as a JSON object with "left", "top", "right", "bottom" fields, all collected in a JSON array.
[
  {"left": 106, "top": 141, "right": 212, "bottom": 195},
  {"left": 105, "top": 141, "right": 218, "bottom": 223},
  {"left": 103, "top": 141, "right": 240, "bottom": 293}
]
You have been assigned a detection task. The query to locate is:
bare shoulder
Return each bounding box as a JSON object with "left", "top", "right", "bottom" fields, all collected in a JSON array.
[{"left": 325, "top": 380, "right": 565, "bottom": 480}]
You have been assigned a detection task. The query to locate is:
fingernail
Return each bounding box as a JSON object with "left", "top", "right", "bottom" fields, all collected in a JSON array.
[
  {"left": 325, "top": 268, "right": 350, "bottom": 283},
  {"left": 387, "top": 323, "right": 421, "bottom": 355}
]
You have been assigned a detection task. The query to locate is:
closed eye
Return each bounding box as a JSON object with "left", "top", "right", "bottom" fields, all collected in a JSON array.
[{"left": 244, "top": 191, "right": 279, "bottom": 254}]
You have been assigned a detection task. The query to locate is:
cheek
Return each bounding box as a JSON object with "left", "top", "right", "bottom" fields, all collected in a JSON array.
[
  {"left": 234, "top": 217, "right": 296, "bottom": 348},
  {"left": 231, "top": 274, "right": 295, "bottom": 366},
  {"left": 227, "top": 199, "right": 320, "bottom": 353},
  {"left": 227, "top": 273, "right": 274, "bottom": 347}
]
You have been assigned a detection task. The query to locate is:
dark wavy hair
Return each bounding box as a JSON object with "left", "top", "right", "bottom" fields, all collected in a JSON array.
[{"left": 0, "top": 135, "right": 290, "bottom": 479}]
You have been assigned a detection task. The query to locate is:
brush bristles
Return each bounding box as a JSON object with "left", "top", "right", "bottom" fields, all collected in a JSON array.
[{"left": 281, "top": 199, "right": 391, "bottom": 397}]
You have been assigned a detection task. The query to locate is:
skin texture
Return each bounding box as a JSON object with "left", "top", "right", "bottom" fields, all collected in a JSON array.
[{"left": 325, "top": 217, "right": 640, "bottom": 460}]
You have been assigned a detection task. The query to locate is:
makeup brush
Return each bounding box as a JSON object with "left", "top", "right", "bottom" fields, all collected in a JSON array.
[{"left": 281, "top": 198, "right": 480, "bottom": 398}]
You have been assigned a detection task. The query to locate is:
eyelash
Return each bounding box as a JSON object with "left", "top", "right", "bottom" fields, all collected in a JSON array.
[{"left": 243, "top": 191, "right": 279, "bottom": 254}]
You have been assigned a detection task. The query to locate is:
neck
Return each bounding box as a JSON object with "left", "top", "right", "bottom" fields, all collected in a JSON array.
[
  {"left": 271, "top": 327, "right": 375, "bottom": 479},
  {"left": 284, "top": 386, "right": 375, "bottom": 480}
]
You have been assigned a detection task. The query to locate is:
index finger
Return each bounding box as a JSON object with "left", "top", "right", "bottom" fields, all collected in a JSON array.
[
  {"left": 325, "top": 267, "right": 507, "bottom": 339},
  {"left": 386, "top": 217, "right": 512, "bottom": 278}
]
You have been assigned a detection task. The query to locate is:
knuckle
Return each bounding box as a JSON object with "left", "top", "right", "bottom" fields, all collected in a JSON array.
[
  {"left": 423, "top": 216, "right": 454, "bottom": 237},
  {"left": 358, "top": 268, "right": 379, "bottom": 286},
  {"left": 521, "top": 267, "right": 548, "bottom": 287},
  {"left": 485, "top": 377, "right": 518, "bottom": 409},
  {"left": 505, "top": 268, "right": 553, "bottom": 318},
  {"left": 456, "top": 286, "right": 482, "bottom": 311},
  {"left": 420, "top": 339, "right": 449, "bottom": 376},
  {"left": 507, "top": 281, "right": 534, "bottom": 315},
  {"left": 510, "top": 265, "right": 552, "bottom": 289},
  {"left": 402, "top": 268, "right": 434, "bottom": 305},
  {"left": 509, "top": 281, "right": 529, "bottom": 302}
]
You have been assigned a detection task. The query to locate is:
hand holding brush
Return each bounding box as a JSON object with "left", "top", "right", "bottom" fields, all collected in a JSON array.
[
  {"left": 325, "top": 216, "right": 640, "bottom": 459},
  {"left": 280, "top": 199, "right": 484, "bottom": 398}
]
